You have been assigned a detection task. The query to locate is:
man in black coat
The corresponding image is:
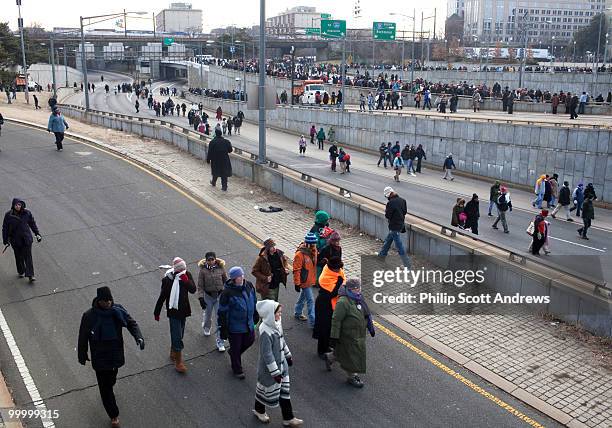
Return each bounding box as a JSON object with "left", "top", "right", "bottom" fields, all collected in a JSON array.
[
  {"left": 2, "top": 198, "right": 41, "bottom": 282},
  {"left": 378, "top": 187, "right": 411, "bottom": 267},
  {"left": 206, "top": 128, "right": 233, "bottom": 191},
  {"left": 78, "top": 286, "right": 144, "bottom": 428}
]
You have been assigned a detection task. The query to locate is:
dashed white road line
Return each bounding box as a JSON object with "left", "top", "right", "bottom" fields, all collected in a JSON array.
[
  {"left": 0, "top": 309, "right": 54, "bottom": 427},
  {"left": 548, "top": 236, "right": 607, "bottom": 252},
  {"left": 336, "top": 178, "right": 371, "bottom": 189}
]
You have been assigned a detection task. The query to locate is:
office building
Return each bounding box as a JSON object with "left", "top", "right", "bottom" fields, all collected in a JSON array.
[
  {"left": 447, "top": 0, "right": 465, "bottom": 17},
  {"left": 266, "top": 6, "right": 330, "bottom": 36},
  {"left": 155, "top": 2, "right": 203, "bottom": 33}
]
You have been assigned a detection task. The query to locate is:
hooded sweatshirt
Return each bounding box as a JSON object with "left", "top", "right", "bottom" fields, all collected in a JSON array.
[{"left": 2, "top": 198, "right": 40, "bottom": 247}]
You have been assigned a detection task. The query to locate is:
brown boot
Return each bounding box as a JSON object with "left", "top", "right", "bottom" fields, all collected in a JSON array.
[
  {"left": 175, "top": 351, "right": 187, "bottom": 373},
  {"left": 170, "top": 349, "right": 176, "bottom": 362}
]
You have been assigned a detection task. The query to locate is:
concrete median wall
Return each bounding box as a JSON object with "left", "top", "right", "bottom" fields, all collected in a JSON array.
[
  {"left": 185, "top": 93, "right": 612, "bottom": 203},
  {"left": 54, "top": 104, "right": 612, "bottom": 337}
]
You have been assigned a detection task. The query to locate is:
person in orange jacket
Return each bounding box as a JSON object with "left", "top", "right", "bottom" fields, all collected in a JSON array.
[
  {"left": 293, "top": 233, "right": 318, "bottom": 328},
  {"left": 313, "top": 256, "right": 345, "bottom": 358}
]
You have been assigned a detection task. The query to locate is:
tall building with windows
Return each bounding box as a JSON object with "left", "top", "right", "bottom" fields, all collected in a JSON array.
[
  {"left": 266, "top": 6, "right": 330, "bottom": 36},
  {"left": 447, "top": 0, "right": 466, "bottom": 17},
  {"left": 463, "top": 0, "right": 606, "bottom": 44},
  {"left": 155, "top": 2, "right": 202, "bottom": 33}
]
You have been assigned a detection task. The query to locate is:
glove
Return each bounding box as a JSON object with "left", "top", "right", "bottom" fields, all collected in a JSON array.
[
  {"left": 320, "top": 258, "right": 328, "bottom": 266},
  {"left": 78, "top": 355, "right": 89, "bottom": 366},
  {"left": 329, "top": 338, "right": 338, "bottom": 348},
  {"left": 273, "top": 375, "right": 282, "bottom": 384},
  {"left": 35, "top": 235, "right": 42, "bottom": 243},
  {"left": 286, "top": 357, "right": 293, "bottom": 367},
  {"left": 294, "top": 285, "right": 301, "bottom": 293},
  {"left": 198, "top": 297, "right": 207, "bottom": 310},
  {"left": 136, "top": 338, "right": 145, "bottom": 350},
  {"left": 179, "top": 273, "right": 188, "bottom": 282},
  {"left": 154, "top": 314, "right": 160, "bottom": 322}
]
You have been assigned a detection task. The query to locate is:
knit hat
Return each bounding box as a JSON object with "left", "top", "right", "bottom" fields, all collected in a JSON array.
[
  {"left": 228, "top": 266, "right": 245, "bottom": 280},
  {"left": 263, "top": 238, "right": 276, "bottom": 249},
  {"left": 384, "top": 186, "right": 394, "bottom": 198},
  {"left": 327, "top": 256, "right": 343, "bottom": 270},
  {"left": 346, "top": 278, "right": 361, "bottom": 290},
  {"left": 541, "top": 209, "right": 549, "bottom": 217},
  {"left": 173, "top": 257, "right": 187, "bottom": 273},
  {"left": 329, "top": 231, "right": 341, "bottom": 242},
  {"left": 314, "top": 210, "right": 330, "bottom": 225},
  {"left": 204, "top": 251, "right": 216, "bottom": 260},
  {"left": 304, "top": 232, "right": 317, "bottom": 244},
  {"left": 96, "top": 286, "right": 113, "bottom": 302}
]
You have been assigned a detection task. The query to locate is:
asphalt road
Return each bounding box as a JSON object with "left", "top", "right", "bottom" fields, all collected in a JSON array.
[
  {"left": 63, "top": 76, "right": 612, "bottom": 284},
  {"left": 0, "top": 123, "right": 562, "bottom": 428}
]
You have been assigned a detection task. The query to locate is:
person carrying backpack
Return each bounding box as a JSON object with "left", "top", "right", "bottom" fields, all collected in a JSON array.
[{"left": 492, "top": 186, "right": 512, "bottom": 233}]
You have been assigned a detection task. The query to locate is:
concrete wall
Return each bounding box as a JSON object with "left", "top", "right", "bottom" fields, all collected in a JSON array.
[
  {"left": 49, "top": 104, "right": 612, "bottom": 337},
  {"left": 185, "top": 93, "right": 612, "bottom": 203},
  {"left": 28, "top": 63, "right": 83, "bottom": 88}
]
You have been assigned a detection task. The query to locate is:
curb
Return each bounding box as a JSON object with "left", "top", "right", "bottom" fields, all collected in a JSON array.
[{"left": 5, "top": 117, "right": 589, "bottom": 428}]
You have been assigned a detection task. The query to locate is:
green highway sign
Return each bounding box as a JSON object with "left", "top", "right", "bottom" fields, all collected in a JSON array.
[
  {"left": 163, "top": 37, "right": 174, "bottom": 46},
  {"left": 321, "top": 19, "right": 346, "bottom": 39},
  {"left": 373, "top": 22, "right": 396, "bottom": 40},
  {"left": 305, "top": 27, "right": 321, "bottom": 35},
  {"left": 321, "top": 13, "right": 331, "bottom": 19}
]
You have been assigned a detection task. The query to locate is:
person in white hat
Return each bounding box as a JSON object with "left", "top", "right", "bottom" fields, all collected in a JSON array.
[{"left": 378, "top": 187, "right": 411, "bottom": 267}]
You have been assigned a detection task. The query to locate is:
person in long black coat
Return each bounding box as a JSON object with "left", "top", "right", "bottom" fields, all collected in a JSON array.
[
  {"left": 206, "top": 128, "right": 233, "bottom": 191},
  {"left": 464, "top": 193, "right": 480, "bottom": 235},
  {"left": 2, "top": 198, "right": 41, "bottom": 281}
]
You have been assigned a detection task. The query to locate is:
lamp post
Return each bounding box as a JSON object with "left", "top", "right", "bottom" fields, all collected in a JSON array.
[
  {"left": 604, "top": 33, "right": 610, "bottom": 68},
  {"left": 235, "top": 39, "right": 247, "bottom": 109},
  {"left": 16, "top": 0, "right": 29, "bottom": 104},
  {"left": 258, "top": 0, "right": 266, "bottom": 164},
  {"left": 573, "top": 40, "right": 576, "bottom": 63},
  {"left": 50, "top": 34, "right": 57, "bottom": 98},
  {"left": 289, "top": 45, "right": 295, "bottom": 105},
  {"left": 551, "top": 35, "right": 555, "bottom": 67}
]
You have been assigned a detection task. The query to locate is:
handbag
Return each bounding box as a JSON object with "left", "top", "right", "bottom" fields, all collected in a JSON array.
[{"left": 526, "top": 221, "right": 535, "bottom": 236}]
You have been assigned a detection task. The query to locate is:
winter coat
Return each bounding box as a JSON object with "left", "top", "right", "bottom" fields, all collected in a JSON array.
[
  {"left": 292, "top": 243, "right": 317, "bottom": 288},
  {"left": 317, "top": 129, "right": 326, "bottom": 141},
  {"left": 197, "top": 258, "right": 227, "bottom": 298},
  {"left": 451, "top": 204, "right": 464, "bottom": 227},
  {"left": 464, "top": 200, "right": 480, "bottom": 227},
  {"left": 489, "top": 183, "right": 500, "bottom": 202},
  {"left": 584, "top": 185, "right": 597, "bottom": 200},
  {"left": 206, "top": 135, "right": 233, "bottom": 177},
  {"left": 400, "top": 147, "right": 410, "bottom": 161},
  {"left": 252, "top": 248, "right": 289, "bottom": 295},
  {"left": 316, "top": 244, "right": 342, "bottom": 283},
  {"left": 154, "top": 271, "right": 196, "bottom": 319},
  {"left": 78, "top": 298, "right": 143, "bottom": 371},
  {"left": 313, "top": 266, "right": 345, "bottom": 340},
  {"left": 47, "top": 113, "right": 69, "bottom": 133},
  {"left": 559, "top": 186, "right": 571, "bottom": 206},
  {"left": 2, "top": 198, "right": 40, "bottom": 247},
  {"left": 330, "top": 296, "right": 367, "bottom": 374},
  {"left": 550, "top": 179, "right": 559, "bottom": 198},
  {"left": 443, "top": 157, "right": 456, "bottom": 169},
  {"left": 385, "top": 194, "right": 407, "bottom": 232},
  {"left": 573, "top": 186, "right": 584, "bottom": 204},
  {"left": 582, "top": 199, "right": 594, "bottom": 220},
  {"left": 217, "top": 279, "right": 259, "bottom": 336}
]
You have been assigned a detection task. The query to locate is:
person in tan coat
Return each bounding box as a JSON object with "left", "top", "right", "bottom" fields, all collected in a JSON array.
[
  {"left": 197, "top": 252, "right": 227, "bottom": 351},
  {"left": 251, "top": 238, "right": 290, "bottom": 302}
]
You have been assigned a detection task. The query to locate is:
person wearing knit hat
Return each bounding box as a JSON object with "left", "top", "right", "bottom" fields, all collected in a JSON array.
[
  {"left": 314, "top": 256, "right": 346, "bottom": 358},
  {"left": 78, "top": 287, "right": 144, "bottom": 428},
  {"left": 207, "top": 123, "right": 233, "bottom": 191},
  {"left": 154, "top": 258, "right": 196, "bottom": 373},
  {"left": 530, "top": 210, "right": 550, "bottom": 255},
  {"left": 378, "top": 187, "right": 411, "bottom": 268},
  {"left": 317, "top": 231, "right": 342, "bottom": 283},
  {"left": 293, "top": 233, "right": 318, "bottom": 327},
  {"left": 252, "top": 238, "right": 290, "bottom": 301},
  {"left": 218, "top": 266, "right": 259, "bottom": 378},
  {"left": 197, "top": 251, "right": 227, "bottom": 351}
]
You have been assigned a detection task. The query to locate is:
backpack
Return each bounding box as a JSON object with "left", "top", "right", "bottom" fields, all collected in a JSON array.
[{"left": 497, "top": 194, "right": 509, "bottom": 212}]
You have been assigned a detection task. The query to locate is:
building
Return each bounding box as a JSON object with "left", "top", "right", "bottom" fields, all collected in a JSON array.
[
  {"left": 266, "top": 6, "right": 330, "bottom": 36},
  {"left": 463, "top": 0, "right": 606, "bottom": 45},
  {"left": 445, "top": 13, "right": 465, "bottom": 42},
  {"left": 447, "top": 0, "right": 465, "bottom": 17},
  {"left": 155, "top": 3, "right": 202, "bottom": 34}
]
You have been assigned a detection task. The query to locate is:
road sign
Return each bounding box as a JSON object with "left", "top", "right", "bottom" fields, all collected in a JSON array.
[
  {"left": 321, "top": 19, "right": 346, "bottom": 39},
  {"left": 305, "top": 28, "right": 321, "bottom": 35},
  {"left": 163, "top": 37, "right": 174, "bottom": 46},
  {"left": 321, "top": 13, "right": 331, "bottom": 19},
  {"left": 372, "top": 22, "right": 396, "bottom": 40}
]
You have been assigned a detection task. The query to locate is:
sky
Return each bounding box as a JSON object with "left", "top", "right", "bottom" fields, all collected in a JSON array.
[{"left": 5, "top": 0, "right": 446, "bottom": 37}]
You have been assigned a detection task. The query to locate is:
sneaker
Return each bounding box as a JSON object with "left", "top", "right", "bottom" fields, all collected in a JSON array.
[
  {"left": 253, "top": 409, "right": 270, "bottom": 423},
  {"left": 503, "top": 230, "right": 509, "bottom": 234},
  {"left": 582, "top": 236, "right": 589, "bottom": 240},
  {"left": 234, "top": 372, "right": 246, "bottom": 380},
  {"left": 28, "top": 276, "right": 36, "bottom": 282},
  {"left": 324, "top": 352, "right": 334, "bottom": 371},
  {"left": 294, "top": 314, "right": 307, "bottom": 321},
  {"left": 217, "top": 343, "right": 226, "bottom": 352},
  {"left": 282, "top": 417, "right": 304, "bottom": 427},
  {"left": 487, "top": 213, "right": 492, "bottom": 217},
  {"left": 551, "top": 214, "right": 556, "bottom": 219},
  {"left": 18, "top": 274, "right": 24, "bottom": 278},
  {"left": 492, "top": 225, "right": 498, "bottom": 230},
  {"left": 203, "top": 327, "right": 211, "bottom": 336},
  {"left": 347, "top": 375, "right": 364, "bottom": 388}
]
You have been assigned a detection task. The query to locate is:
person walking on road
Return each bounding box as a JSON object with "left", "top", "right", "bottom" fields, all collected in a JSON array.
[
  {"left": 359, "top": 93, "right": 366, "bottom": 111},
  {"left": 377, "top": 187, "right": 411, "bottom": 267},
  {"left": 451, "top": 198, "right": 466, "bottom": 228},
  {"left": 393, "top": 153, "right": 404, "bottom": 182},
  {"left": 472, "top": 91, "right": 482, "bottom": 112},
  {"left": 252, "top": 238, "right": 290, "bottom": 302},
  {"left": 584, "top": 182, "right": 597, "bottom": 201},
  {"left": 222, "top": 118, "right": 228, "bottom": 135},
  {"left": 33, "top": 94, "right": 40, "bottom": 110},
  {"left": 415, "top": 144, "right": 426, "bottom": 173},
  {"left": 488, "top": 181, "right": 501, "bottom": 216},
  {"left": 0, "top": 112, "right": 4, "bottom": 149},
  {"left": 78, "top": 286, "right": 144, "bottom": 428},
  {"left": 314, "top": 256, "right": 345, "bottom": 358},
  {"left": 216, "top": 106, "right": 223, "bottom": 121},
  {"left": 492, "top": 186, "right": 512, "bottom": 233},
  {"left": 227, "top": 117, "right": 233, "bottom": 136},
  {"left": 570, "top": 94, "right": 579, "bottom": 119},
  {"left": 532, "top": 175, "right": 546, "bottom": 209},
  {"left": 464, "top": 194, "right": 480, "bottom": 235},
  {"left": 577, "top": 196, "right": 594, "bottom": 240},
  {"left": 316, "top": 127, "right": 326, "bottom": 150},
  {"left": 47, "top": 108, "right": 69, "bottom": 151},
  {"left": 549, "top": 174, "right": 559, "bottom": 208},
  {"left": 197, "top": 252, "right": 227, "bottom": 352},
  {"left": 570, "top": 183, "right": 585, "bottom": 217},
  {"left": 507, "top": 91, "right": 515, "bottom": 114},
  {"left": 154, "top": 257, "right": 196, "bottom": 373},
  {"left": 551, "top": 181, "right": 573, "bottom": 221},
  {"left": 218, "top": 266, "right": 259, "bottom": 379},
  {"left": 325, "top": 278, "right": 375, "bottom": 388},
  {"left": 298, "top": 135, "right": 307, "bottom": 156},
  {"left": 377, "top": 143, "right": 389, "bottom": 168},
  {"left": 207, "top": 128, "right": 233, "bottom": 191},
  {"left": 442, "top": 154, "right": 456, "bottom": 180},
  {"left": 328, "top": 143, "right": 338, "bottom": 172},
  {"left": 293, "top": 233, "right": 317, "bottom": 328},
  {"left": 551, "top": 93, "right": 559, "bottom": 114},
  {"left": 252, "top": 300, "right": 303, "bottom": 427},
  {"left": 578, "top": 92, "right": 588, "bottom": 115},
  {"left": 530, "top": 210, "right": 550, "bottom": 255},
  {"left": 233, "top": 115, "right": 242, "bottom": 135},
  {"left": 309, "top": 125, "right": 316, "bottom": 145},
  {"left": 2, "top": 198, "right": 41, "bottom": 282}
]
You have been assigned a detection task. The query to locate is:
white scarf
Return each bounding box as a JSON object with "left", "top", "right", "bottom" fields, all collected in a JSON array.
[{"left": 167, "top": 268, "right": 182, "bottom": 310}]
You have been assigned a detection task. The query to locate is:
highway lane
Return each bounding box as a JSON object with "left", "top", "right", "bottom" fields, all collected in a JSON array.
[
  {"left": 64, "top": 81, "right": 612, "bottom": 283},
  {"left": 0, "top": 123, "right": 562, "bottom": 428}
]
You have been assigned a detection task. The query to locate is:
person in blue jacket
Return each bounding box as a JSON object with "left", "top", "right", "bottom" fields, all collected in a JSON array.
[
  {"left": 2, "top": 198, "right": 41, "bottom": 282},
  {"left": 47, "top": 108, "right": 69, "bottom": 151},
  {"left": 218, "top": 266, "right": 259, "bottom": 379}
]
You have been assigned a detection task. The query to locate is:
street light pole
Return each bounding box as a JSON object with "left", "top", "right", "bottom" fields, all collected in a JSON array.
[
  {"left": 80, "top": 16, "right": 90, "bottom": 110},
  {"left": 50, "top": 33, "right": 57, "bottom": 98},
  {"left": 258, "top": 0, "right": 266, "bottom": 164},
  {"left": 17, "top": 0, "right": 29, "bottom": 104},
  {"left": 290, "top": 45, "right": 295, "bottom": 105},
  {"left": 63, "top": 46, "right": 68, "bottom": 87},
  {"left": 411, "top": 8, "right": 415, "bottom": 84}
]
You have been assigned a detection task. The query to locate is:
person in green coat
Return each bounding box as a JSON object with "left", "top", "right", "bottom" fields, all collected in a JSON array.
[
  {"left": 316, "top": 127, "right": 326, "bottom": 150},
  {"left": 326, "top": 278, "right": 375, "bottom": 388}
]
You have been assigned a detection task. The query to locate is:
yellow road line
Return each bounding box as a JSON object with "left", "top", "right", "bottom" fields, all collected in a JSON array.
[{"left": 10, "top": 121, "right": 546, "bottom": 427}]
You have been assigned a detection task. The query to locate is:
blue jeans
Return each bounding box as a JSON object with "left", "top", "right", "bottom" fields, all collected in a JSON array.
[
  {"left": 488, "top": 200, "right": 498, "bottom": 215},
  {"left": 533, "top": 194, "right": 543, "bottom": 209},
  {"left": 548, "top": 196, "right": 556, "bottom": 208},
  {"left": 294, "top": 287, "right": 315, "bottom": 327},
  {"left": 378, "top": 230, "right": 411, "bottom": 268},
  {"left": 169, "top": 317, "right": 186, "bottom": 352}
]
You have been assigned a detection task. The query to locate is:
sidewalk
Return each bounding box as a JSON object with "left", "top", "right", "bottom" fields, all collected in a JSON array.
[{"left": 3, "top": 99, "right": 611, "bottom": 427}]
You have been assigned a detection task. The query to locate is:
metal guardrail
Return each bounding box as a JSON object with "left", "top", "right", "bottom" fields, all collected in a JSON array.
[{"left": 58, "top": 103, "right": 609, "bottom": 290}]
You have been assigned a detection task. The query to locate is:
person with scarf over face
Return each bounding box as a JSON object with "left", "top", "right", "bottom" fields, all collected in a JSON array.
[
  {"left": 78, "top": 286, "right": 144, "bottom": 428},
  {"left": 313, "top": 256, "right": 345, "bottom": 358},
  {"left": 154, "top": 257, "right": 196, "bottom": 373},
  {"left": 326, "top": 278, "right": 375, "bottom": 388},
  {"left": 252, "top": 301, "right": 304, "bottom": 427}
]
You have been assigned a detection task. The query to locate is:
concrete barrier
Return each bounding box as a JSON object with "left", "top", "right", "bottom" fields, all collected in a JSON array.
[{"left": 54, "top": 103, "right": 612, "bottom": 337}]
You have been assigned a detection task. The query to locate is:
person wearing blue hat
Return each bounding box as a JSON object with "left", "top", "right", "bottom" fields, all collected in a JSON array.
[{"left": 218, "top": 266, "right": 259, "bottom": 379}]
